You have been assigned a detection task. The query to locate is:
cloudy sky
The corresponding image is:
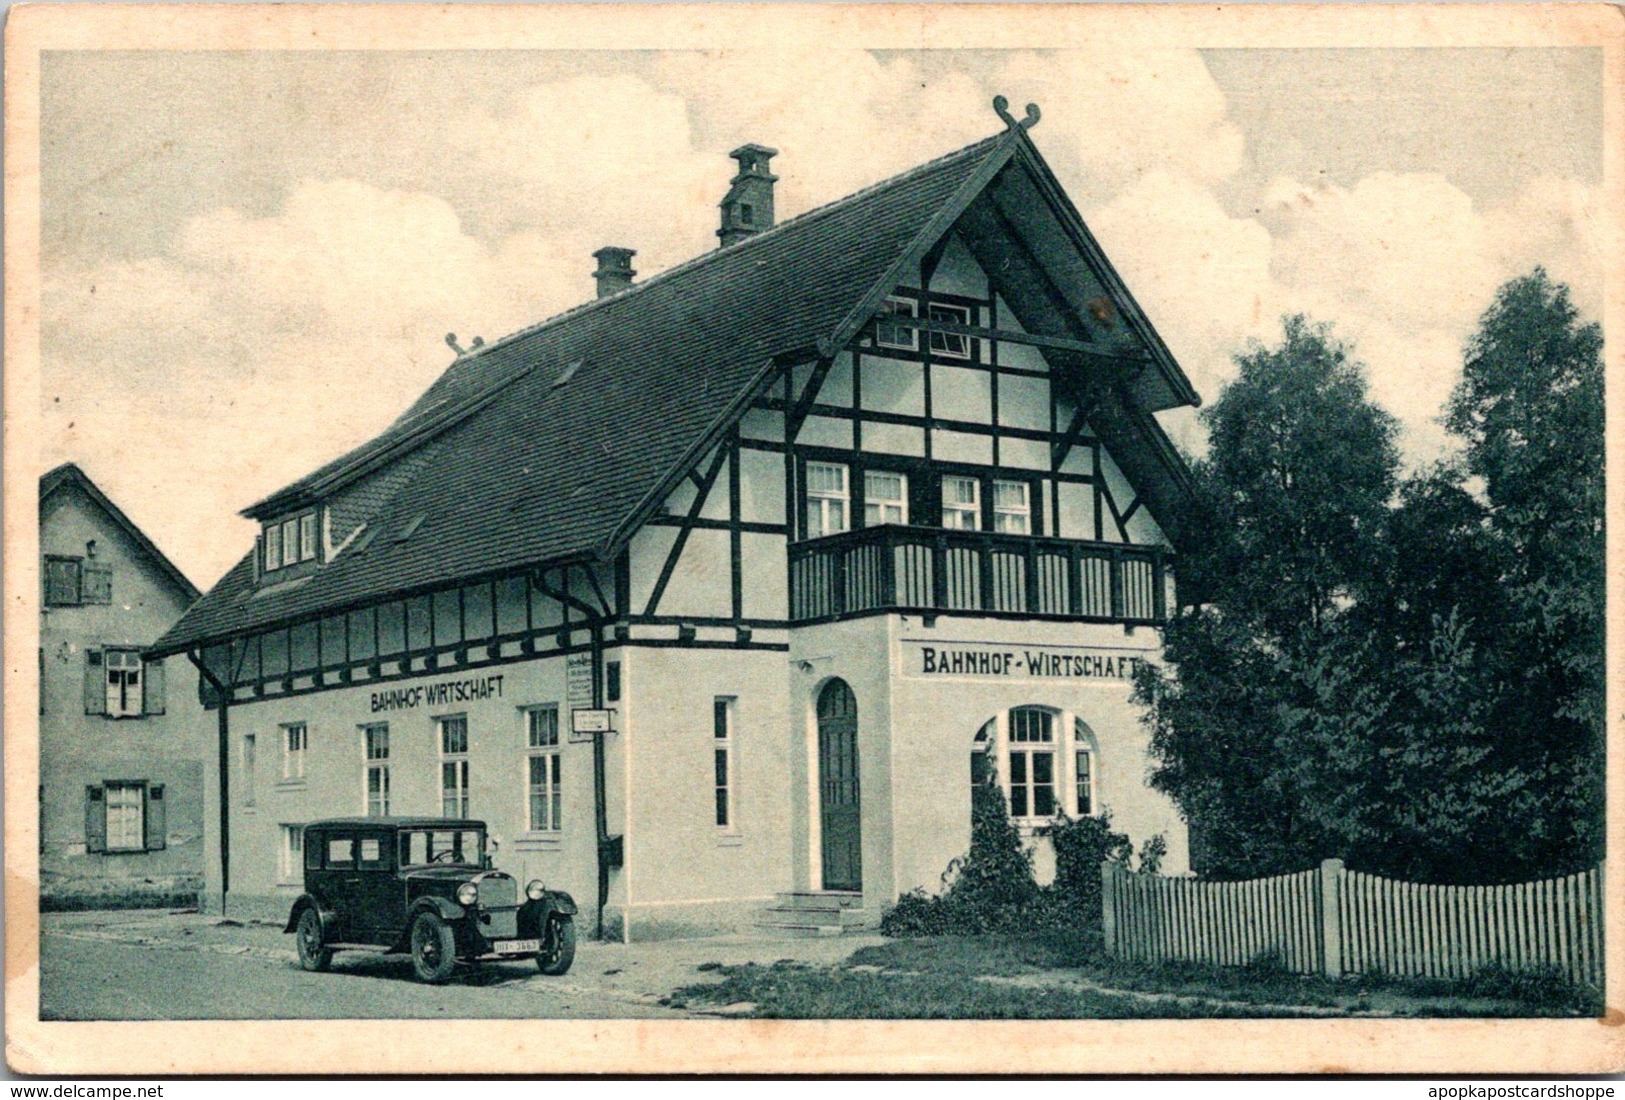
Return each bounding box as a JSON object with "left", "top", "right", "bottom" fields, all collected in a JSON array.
[{"left": 40, "top": 46, "right": 1604, "bottom": 588}]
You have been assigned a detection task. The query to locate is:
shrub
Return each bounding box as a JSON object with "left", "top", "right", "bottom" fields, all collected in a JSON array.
[{"left": 883, "top": 783, "right": 1037, "bottom": 936}]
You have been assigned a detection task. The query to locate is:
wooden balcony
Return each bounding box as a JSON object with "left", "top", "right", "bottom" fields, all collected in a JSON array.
[{"left": 788, "top": 525, "right": 1170, "bottom": 625}]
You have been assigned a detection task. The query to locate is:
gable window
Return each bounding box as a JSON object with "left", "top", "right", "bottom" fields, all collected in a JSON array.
[
  {"left": 84, "top": 781, "right": 166, "bottom": 854},
  {"left": 875, "top": 296, "right": 918, "bottom": 351},
  {"left": 864, "top": 470, "right": 908, "bottom": 527},
  {"left": 714, "top": 696, "right": 736, "bottom": 830},
  {"left": 805, "top": 462, "right": 849, "bottom": 539},
  {"left": 263, "top": 510, "right": 319, "bottom": 573},
  {"left": 281, "top": 722, "right": 307, "bottom": 782},
  {"left": 942, "top": 476, "right": 981, "bottom": 531},
  {"left": 363, "top": 724, "right": 390, "bottom": 816},
  {"left": 439, "top": 715, "right": 470, "bottom": 817},
  {"left": 45, "top": 556, "right": 83, "bottom": 606},
  {"left": 973, "top": 709, "right": 1098, "bottom": 826},
  {"left": 993, "top": 480, "right": 1032, "bottom": 535},
  {"left": 525, "top": 706, "right": 562, "bottom": 833},
  {"left": 927, "top": 302, "right": 972, "bottom": 360}
]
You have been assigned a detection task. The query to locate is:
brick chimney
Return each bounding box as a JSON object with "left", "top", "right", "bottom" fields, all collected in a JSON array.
[
  {"left": 717, "top": 144, "right": 779, "bottom": 248},
  {"left": 592, "top": 246, "right": 637, "bottom": 298}
]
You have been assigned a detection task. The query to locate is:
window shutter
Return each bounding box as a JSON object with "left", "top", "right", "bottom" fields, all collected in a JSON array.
[
  {"left": 82, "top": 564, "right": 113, "bottom": 604},
  {"left": 144, "top": 784, "right": 167, "bottom": 851},
  {"left": 83, "top": 648, "right": 106, "bottom": 716},
  {"left": 143, "top": 658, "right": 166, "bottom": 715},
  {"left": 45, "top": 558, "right": 82, "bottom": 606},
  {"left": 85, "top": 785, "right": 107, "bottom": 853}
]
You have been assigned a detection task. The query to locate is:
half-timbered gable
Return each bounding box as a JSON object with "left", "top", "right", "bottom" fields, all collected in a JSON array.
[{"left": 156, "top": 108, "right": 1203, "bottom": 938}]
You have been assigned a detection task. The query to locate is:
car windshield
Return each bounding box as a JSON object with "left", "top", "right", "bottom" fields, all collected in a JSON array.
[{"left": 399, "top": 828, "right": 485, "bottom": 867}]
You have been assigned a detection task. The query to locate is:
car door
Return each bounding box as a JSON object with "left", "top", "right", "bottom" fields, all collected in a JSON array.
[
  {"left": 350, "top": 827, "right": 404, "bottom": 943},
  {"left": 313, "top": 829, "right": 358, "bottom": 941}
]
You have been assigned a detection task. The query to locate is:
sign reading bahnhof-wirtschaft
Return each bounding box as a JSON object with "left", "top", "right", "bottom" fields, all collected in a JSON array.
[{"left": 901, "top": 641, "right": 1150, "bottom": 681}]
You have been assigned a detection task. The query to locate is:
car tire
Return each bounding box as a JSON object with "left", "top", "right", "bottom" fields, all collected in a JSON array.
[
  {"left": 536, "top": 916, "right": 576, "bottom": 976},
  {"left": 410, "top": 911, "right": 458, "bottom": 984},
  {"left": 295, "top": 908, "right": 333, "bottom": 972}
]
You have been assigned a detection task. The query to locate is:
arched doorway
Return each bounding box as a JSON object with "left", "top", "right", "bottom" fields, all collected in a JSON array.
[{"left": 817, "top": 679, "right": 862, "bottom": 891}]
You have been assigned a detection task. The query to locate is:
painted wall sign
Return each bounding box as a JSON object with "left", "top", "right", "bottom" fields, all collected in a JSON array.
[
  {"left": 902, "top": 641, "right": 1148, "bottom": 682},
  {"left": 369, "top": 673, "right": 505, "bottom": 713}
]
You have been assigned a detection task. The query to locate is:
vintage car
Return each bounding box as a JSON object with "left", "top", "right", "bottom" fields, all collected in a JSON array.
[{"left": 284, "top": 817, "right": 577, "bottom": 983}]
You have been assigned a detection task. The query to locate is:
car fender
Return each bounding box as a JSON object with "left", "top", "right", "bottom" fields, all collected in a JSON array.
[
  {"left": 284, "top": 895, "right": 337, "bottom": 938},
  {"left": 408, "top": 895, "right": 467, "bottom": 923},
  {"left": 542, "top": 890, "right": 578, "bottom": 918}
]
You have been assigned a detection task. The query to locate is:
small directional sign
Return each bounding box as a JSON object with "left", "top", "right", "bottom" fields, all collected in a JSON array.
[{"left": 570, "top": 708, "right": 615, "bottom": 741}]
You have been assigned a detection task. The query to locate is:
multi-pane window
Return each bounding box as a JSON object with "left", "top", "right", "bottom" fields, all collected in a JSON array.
[
  {"left": 105, "top": 782, "right": 145, "bottom": 851},
  {"left": 363, "top": 724, "right": 390, "bottom": 816},
  {"left": 526, "top": 707, "right": 562, "bottom": 832},
  {"left": 104, "top": 650, "right": 144, "bottom": 717},
  {"left": 263, "top": 511, "right": 319, "bottom": 572},
  {"left": 875, "top": 296, "right": 918, "bottom": 351},
  {"left": 242, "top": 734, "right": 257, "bottom": 808},
  {"left": 864, "top": 470, "right": 908, "bottom": 527},
  {"left": 438, "top": 716, "right": 470, "bottom": 817},
  {"left": 1007, "top": 708, "right": 1056, "bottom": 819},
  {"left": 282, "top": 722, "right": 307, "bottom": 781},
  {"left": 714, "top": 697, "right": 735, "bottom": 829},
  {"left": 993, "top": 480, "right": 1032, "bottom": 535},
  {"left": 44, "top": 556, "right": 83, "bottom": 606},
  {"left": 942, "top": 476, "right": 981, "bottom": 530},
  {"left": 927, "top": 302, "right": 972, "bottom": 360},
  {"left": 805, "top": 462, "right": 850, "bottom": 539},
  {"left": 280, "top": 825, "right": 304, "bottom": 881}
]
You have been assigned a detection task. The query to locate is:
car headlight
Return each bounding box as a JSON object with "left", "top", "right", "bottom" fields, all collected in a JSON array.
[
  {"left": 456, "top": 882, "right": 478, "bottom": 906},
  {"left": 525, "top": 879, "right": 546, "bottom": 901}
]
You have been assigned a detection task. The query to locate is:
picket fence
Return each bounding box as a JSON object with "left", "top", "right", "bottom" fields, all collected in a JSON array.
[{"left": 1101, "top": 859, "right": 1604, "bottom": 988}]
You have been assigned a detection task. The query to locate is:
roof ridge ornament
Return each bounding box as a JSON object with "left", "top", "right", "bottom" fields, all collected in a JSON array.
[{"left": 992, "top": 96, "right": 1041, "bottom": 132}]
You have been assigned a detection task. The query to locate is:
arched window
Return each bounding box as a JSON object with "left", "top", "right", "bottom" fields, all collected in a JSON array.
[{"left": 972, "top": 707, "right": 1098, "bottom": 824}]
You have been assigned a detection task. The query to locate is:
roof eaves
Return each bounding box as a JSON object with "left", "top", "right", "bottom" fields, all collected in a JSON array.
[{"left": 40, "top": 463, "right": 201, "bottom": 601}]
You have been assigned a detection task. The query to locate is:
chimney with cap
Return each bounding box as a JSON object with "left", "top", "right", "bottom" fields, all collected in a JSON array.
[
  {"left": 717, "top": 144, "right": 779, "bottom": 248},
  {"left": 592, "top": 246, "right": 637, "bottom": 299}
]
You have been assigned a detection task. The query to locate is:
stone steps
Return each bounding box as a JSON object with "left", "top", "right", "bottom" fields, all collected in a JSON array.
[{"left": 757, "top": 891, "right": 875, "bottom": 937}]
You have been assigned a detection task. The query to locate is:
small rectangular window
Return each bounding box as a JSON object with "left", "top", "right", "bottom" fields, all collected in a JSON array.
[
  {"left": 299, "top": 513, "right": 319, "bottom": 562},
  {"left": 282, "top": 722, "right": 307, "bottom": 780},
  {"left": 714, "top": 697, "right": 735, "bottom": 830},
  {"left": 358, "top": 837, "right": 385, "bottom": 869},
  {"left": 326, "top": 836, "right": 354, "bottom": 867},
  {"left": 1075, "top": 750, "right": 1094, "bottom": 816},
  {"left": 44, "top": 556, "right": 83, "bottom": 607},
  {"left": 363, "top": 724, "right": 390, "bottom": 816},
  {"left": 805, "top": 462, "right": 849, "bottom": 540},
  {"left": 526, "top": 706, "right": 562, "bottom": 833},
  {"left": 281, "top": 519, "right": 300, "bottom": 568},
  {"left": 927, "top": 303, "right": 972, "bottom": 360},
  {"left": 264, "top": 526, "right": 282, "bottom": 572},
  {"left": 994, "top": 480, "right": 1031, "bottom": 535},
  {"left": 864, "top": 470, "right": 908, "bottom": 527},
  {"left": 875, "top": 295, "right": 919, "bottom": 351},
  {"left": 942, "top": 476, "right": 981, "bottom": 531},
  {"left": 280, "top": 825, "right": 304, "bottom": 881}
]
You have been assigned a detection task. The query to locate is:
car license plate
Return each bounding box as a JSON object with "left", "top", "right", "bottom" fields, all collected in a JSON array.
[{"left": 495, "top": 938, "right": 540, "bottom": 954}]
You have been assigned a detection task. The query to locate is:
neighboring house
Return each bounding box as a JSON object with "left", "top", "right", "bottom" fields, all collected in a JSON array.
[
  {"left": 152, "top": 110, "right": 1203, "bottom": 939},
  {"left": 40, "top": 463, "right": 203, "bottom": 909}
]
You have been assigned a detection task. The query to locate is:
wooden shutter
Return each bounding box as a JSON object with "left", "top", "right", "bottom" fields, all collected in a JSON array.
[
  {"left": 82, "top": 563, "right": 113, "bottom": 604},
  {"left": 144, "top": 784, "right": 167, "bottom": 851},
  {"left": 45, "top": 558, "right": 82, "bottom": 606},
  {"left": 85, "top": 785, "right": 106, "bottom": 853},
  {"left": 143, "top": 658, "right": 166, "bottom": 715},
  {"left": 83, "top": 648, "right": 106, "bottom": 716}
]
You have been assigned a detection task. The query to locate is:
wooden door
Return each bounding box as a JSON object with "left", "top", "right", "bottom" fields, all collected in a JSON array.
[{"left": 817, "top": 679, "right": 862, "bottom": 892}]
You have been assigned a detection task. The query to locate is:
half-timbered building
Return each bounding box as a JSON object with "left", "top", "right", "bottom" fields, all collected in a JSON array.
[{"left": 154, "top": 106, "right": 1202, "bottom": 939}]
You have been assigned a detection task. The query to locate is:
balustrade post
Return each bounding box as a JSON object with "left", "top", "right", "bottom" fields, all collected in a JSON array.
[
  {"left": 1024, "top": 540, "right": 1040, "bottom": 614},
  {"left": 881, "top": 530, "right": 898, "bottom": 608},
  {"left": 833, "top": 544, "right": 847, "bottom": 616},
  {"left": 1152, "top": 549, "right": 1167, "bottom": 621},
  {"left": 979, "top": 533, "right": 994, "bottom": 612},
  {"left": 1068, "top": 544, "right": 1083, "bottom": 616},
  {"left": 932, "top": 533, "right": 948, "bottom": 610},
  {"left": 1110, "top": 548, "right": 1125, "bottom": 621}
]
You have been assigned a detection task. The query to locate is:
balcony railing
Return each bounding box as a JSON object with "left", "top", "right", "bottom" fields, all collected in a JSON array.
[{"left": 788, "top": 525, "right": 1170, "bottom": 625}]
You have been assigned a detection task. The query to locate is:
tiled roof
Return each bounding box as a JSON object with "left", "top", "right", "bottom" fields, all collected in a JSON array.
[
  {"left": 155, "top": 132, "right": 1013, "bottom": 654},
  {"left": 42, "top": 463, "right": 200, "bottom": 602}
]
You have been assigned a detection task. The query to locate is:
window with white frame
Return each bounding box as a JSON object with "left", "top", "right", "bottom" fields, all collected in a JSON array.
[
  {"left": 927, "top": 302, "right": 972, "bottom": 360},
  {"left": 104, "top": 781, "right": 145, "bottom": 851},
  {"left": 864, "top": 470, "right": 908, "bottom": 527},
  {"left": 242, "top": 733, "right": 257, "bottom": 809},
  {"left": 104, "top": 649, "right": 145, "bottom": 717},
  {"left": 263, "top": 510, "right": 319, "bottom": 573},
  {"left": 525, "top": 706, "right": 562, "bottom": 832},
  {"left": 875, "top": 295, "right": 918, "bottom": 351},
  {"left": 805, "top": 462, "right": 850, "bottom": 539},
  {"left": 714, "top": 697, "right": 735, "bottom": 830},
  {"left": 973, "top": 708, "right": 1098, "bottom": 825},
  {"left": 282, "top": 722, "right": 307, "bottom": 781},
  {"left": 280, "top": 824, "right": 304, "bottom": 881},
  {"left": 438, "top": 715, "right": 469, "bottom": 817},
  {"left": 993, "top": 479, "right": 1032, "bottom": 535},
  {"left": 363, "top": 724, "right": 390, "bottom": 816},
  {"left": 942, "top": 476, "right": 981, "bottom": 530}
]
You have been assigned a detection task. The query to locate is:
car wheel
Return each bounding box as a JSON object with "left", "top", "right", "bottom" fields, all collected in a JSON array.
[
  {"left": 295, "top": 908, "right": 332, "bottom": 972},
  {"left": 410, "top": 911, "right": 458, "bottom": 984},
  {"left": 536, "top": 916, "right": 576, "bottom": 976}
]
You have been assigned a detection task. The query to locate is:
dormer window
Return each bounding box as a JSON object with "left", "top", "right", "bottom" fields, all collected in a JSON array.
[{"left": 264, "top": 510, "right": 319, "bottom": 573}]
